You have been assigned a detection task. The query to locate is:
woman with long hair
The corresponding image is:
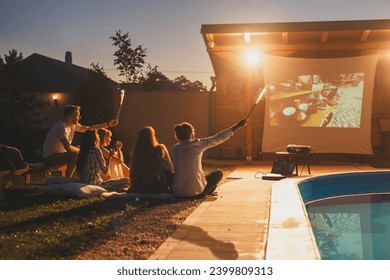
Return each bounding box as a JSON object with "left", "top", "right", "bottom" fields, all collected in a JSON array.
[
  {"left": 76, "top": 130, "right": 129, "bottom": 191},
  {"left": 97, "top": 128, "right": 130, "bottom": 178},
  {"left": 130, "top": 126, "right": 173, "bottom": 193}
]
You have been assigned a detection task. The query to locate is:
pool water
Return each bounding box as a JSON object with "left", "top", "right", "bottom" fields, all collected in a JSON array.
[
  {"left": 306, "top": 194, "right": 390, "bottom": 260},
  {"left": 298, "top": 171, "right": 390, "bottom": 260}
]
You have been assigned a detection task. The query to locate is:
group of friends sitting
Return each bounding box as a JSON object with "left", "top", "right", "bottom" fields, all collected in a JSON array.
[{"left": 2, "top": 104, "right": 247, "bottom": 199}]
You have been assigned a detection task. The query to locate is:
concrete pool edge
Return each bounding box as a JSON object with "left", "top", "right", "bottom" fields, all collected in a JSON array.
[
  {"left": 298, "top": 170, "right": 390, "bottom": 203},
  {"left": 266, "top": 177, "right": 321, "bottom": 260},
  {"left": 266, "top": 170, "right": 390, "bottom": 260}
]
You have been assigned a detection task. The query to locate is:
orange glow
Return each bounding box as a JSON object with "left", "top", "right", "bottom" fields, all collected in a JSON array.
[
  {"left": 52, "top": 93, "right": 58, "bottom": 100},
  {"left": 245, "top": 49, "right": 261, "bottom": 65}
]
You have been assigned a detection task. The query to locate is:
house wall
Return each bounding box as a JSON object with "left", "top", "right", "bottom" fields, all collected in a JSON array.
[{"left": 27, "top": 91, "right": 75, "bottom": 129}]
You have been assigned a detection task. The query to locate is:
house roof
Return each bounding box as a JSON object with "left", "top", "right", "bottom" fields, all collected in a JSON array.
[
  {"left": 201, "top": 19, "right": 390, "bottom": 77},
  {"left": 20, "top": 53, "right": 117, "bottom": 92}
]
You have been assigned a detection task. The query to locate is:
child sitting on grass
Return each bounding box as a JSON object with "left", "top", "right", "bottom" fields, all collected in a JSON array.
[{"left": 76, "top": 130, "right": 129, "bottom": 192}]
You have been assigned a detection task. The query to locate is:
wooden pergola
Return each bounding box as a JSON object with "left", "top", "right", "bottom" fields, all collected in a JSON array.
[
  {"left": 201, "top": 19, "right": 390, "bottom": 160},
  {"left": 202, "top": 19, "right": 390, "bottom": 70}
]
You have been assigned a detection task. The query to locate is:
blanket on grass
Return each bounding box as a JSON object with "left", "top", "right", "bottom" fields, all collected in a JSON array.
[{"left": 44, "top": 177, "right": 173, "bottom": 200}]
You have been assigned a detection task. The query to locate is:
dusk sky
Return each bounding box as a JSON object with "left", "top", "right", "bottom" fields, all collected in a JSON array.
[{"left": 1, "top": 0, "right": 389, "bottom": 89}]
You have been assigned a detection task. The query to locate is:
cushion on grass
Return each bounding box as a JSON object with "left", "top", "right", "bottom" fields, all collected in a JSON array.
[
  {"left": 60, "top": 183, "right": 106, "bottom": 198},
  {"left": 101, "top": 191, "right": 173, "bottom": 200},
  {"left": 43, "top": 184, "right": 62, "bottom": 195},
  {"left": 44, "top": 183, "right": 106, "bottom": 198}
]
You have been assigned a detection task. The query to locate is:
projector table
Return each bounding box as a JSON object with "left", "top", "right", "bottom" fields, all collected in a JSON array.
[{"left": 276, "top": 151, "right": 314, "bottom": 176}]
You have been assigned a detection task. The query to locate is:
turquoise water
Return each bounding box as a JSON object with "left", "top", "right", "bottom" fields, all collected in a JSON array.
[{"left": 299, "top": 172, "right": 390, "bottom": 260}]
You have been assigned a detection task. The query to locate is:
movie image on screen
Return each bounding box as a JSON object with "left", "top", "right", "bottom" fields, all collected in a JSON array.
[
  {"left": 261, "top": 54, "right": 378, "bottom": 154},
  {"left": 268, "top": 72, "right": 364, "bottom": 128}
]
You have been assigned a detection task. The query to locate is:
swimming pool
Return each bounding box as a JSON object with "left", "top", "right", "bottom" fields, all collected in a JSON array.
[{"left": 298, "top": 171, "right": 390, "bottom": 260}]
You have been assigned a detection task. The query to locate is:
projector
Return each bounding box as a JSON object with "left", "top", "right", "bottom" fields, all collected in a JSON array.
[{"left": 287, "top": 144, "right": 311, "bottom": 154}]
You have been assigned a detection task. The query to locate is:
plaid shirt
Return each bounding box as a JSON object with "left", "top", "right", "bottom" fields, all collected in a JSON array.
[{"left": 80, "top": 147, "right": 108, "bottom": 185}]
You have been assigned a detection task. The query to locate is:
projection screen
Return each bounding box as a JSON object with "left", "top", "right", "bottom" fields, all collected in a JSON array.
[{"left": 261, "top": 54, "right": 378, "bottom": 154}]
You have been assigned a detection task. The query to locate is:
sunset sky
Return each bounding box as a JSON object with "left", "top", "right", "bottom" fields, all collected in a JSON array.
[{"left": 1, "top": 0, "right": 389, "bottom": 89}]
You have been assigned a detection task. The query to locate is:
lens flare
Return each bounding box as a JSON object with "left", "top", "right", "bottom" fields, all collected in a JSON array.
[{"left": 246, "top": 50, "right": 261, "bottom": 65}]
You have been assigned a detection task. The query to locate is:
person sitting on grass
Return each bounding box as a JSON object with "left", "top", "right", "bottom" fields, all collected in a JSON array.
[
  {"left": 97, "top": 128, "right": 130, "bottom": 179},
  {"left": 76, "top": 130, "right": 129, "bottom": 192},
  {"left": 171, "top": 119, "right": 247, "bottom": 199},
  {"left": 129, "top": 126, "right": 174, "bottom": 194}
]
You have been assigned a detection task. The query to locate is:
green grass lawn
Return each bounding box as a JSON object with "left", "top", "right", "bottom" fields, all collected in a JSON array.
[
  {"left": 0, "top": 184, "right": 139, "bottom": 259},
  {"left": 0, "top": 164, "right": 223, "bottom": 259}
]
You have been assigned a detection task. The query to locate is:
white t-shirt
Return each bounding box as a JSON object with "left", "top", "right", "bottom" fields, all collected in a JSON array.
[
  {"left": 42, "top": 120, "right": 82, "bottom": 158},
  {"left": 172, "top": 128, "right": 234, "bottom": 197}
]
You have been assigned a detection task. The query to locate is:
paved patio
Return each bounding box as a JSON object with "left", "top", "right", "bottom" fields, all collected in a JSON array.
[{"left": 149, "top": 162, "right": 388, "bottom": 260}]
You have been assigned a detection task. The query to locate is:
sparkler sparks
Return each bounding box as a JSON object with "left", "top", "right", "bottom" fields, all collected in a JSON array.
[
  {"left": 245, "top": 84, "right": 269, "bottom": 120},
  {"left": 116, "top": 89, "right": 125, "bottom": 120}
]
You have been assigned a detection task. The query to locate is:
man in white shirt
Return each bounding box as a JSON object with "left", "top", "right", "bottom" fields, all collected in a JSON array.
[
  {"left": 172, "top": 119, "right": 247, "bottom": 198},
  {"left": 42, "top": 105, "right": 118, "bottom": 177}
]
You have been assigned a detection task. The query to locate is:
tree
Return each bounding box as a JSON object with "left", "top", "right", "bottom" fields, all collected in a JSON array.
[
  {"left": 90, "top": 62, "right": 107, "bottom": 78},
  {"left": 0, "top": 49, "right": 23, "bottom": 65},
  {"left": 190, "top": 80, "right": 207, "bottom": 91},
  {"left": 140, "top": 66, "right": 207, "bottom": 91},
  {"left": 0, "top": 50, "right": 47, "bottom": 141},
  {"left": 0, "top": 49, "right": 23, "bottom": 90},
  {"left": 109, "top": 30, "right": 207, "bottom": 91},
  {"left": 140, "top": 65, "right": 172, "bottom": 90},
  {"left": 172, "top": 75, "right": 207, "bottom": 91},
  {"left": 110, "top": 30, "right": 147, "bottom": 84},
  {"left": 0, "top": 50, "right": 49, "bottom": 160}
]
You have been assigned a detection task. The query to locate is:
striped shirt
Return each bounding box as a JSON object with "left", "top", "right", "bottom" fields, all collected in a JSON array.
[{"left": 80, "top": 147, "right": 108, "bottom": 185}]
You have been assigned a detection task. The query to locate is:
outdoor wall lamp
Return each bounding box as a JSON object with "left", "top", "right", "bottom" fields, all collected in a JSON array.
[{"left": 52, "top": 93, "right": 58, "bottom": 107}]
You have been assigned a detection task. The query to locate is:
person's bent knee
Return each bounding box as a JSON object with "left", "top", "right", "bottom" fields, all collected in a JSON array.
[
  {"left": 215, "top": 169, "right": 223, "bottom": 182},
  {"left": 206, "top": 169, "right": 223, "bottom": 186},
  {"left": 68, "top": 151, "right": 78, "bottom": 158},
  {"left": 67, "top": 151, "right": 78, "bottom": 162}
]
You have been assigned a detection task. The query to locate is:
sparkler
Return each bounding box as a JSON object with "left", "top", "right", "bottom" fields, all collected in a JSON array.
[
  {"left": 245, "top": 84, "right": 269, "bottom": 120},
  {"left": 116, "top": 89, "right": 125, "bottom": 120}
]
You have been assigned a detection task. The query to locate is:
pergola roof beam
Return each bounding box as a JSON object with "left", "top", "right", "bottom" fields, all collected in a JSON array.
[{"left": 361, "top": 30, "right": 371, "bottom": 42}]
